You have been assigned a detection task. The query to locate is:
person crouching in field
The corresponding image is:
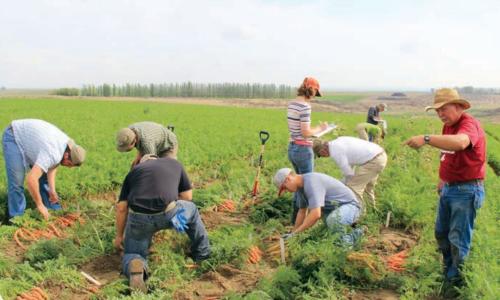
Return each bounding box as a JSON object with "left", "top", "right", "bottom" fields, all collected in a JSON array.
[
  {"left": 404, "top": 88, "right": 486, "bottom": 295},
  {"left": 2, "top": 119, "right": 86, "bottom": 221},
  {"left": 355, "top": 122, "right": 384, "bottom": 143},
  {"left": 116, "top": 121, "right": 178, "bottom": 168},
  {"left": 114, "top": 154, "right": 210, "bottom": 293},
  {"left": 274, "top": 168, "right": 363, "bottom": 245},
  {"left": 287, "top": 77, "right": 329, "bottom": 224},
  {"left": 313, "top": 137, "right": 387, "bottom": 207}
]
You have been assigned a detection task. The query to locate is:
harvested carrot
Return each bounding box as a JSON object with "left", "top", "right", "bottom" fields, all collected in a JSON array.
[
  {"left": 246, "top": 246, "right": 263, "bottom": 264},
  {"left": 14, "top": 229, "right": 27, "bottom": 250},
  {"left": 386, "top": 249, "right": 408, "bottom": 272},
  {"left": 217, "top": 200, "right": 236, "bottom": 212}
]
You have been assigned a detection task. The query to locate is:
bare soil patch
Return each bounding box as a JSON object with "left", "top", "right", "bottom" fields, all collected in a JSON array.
[
  {"left": 201, "top": 210, "right": 246, "bottom": 231},
  {"left": 173, "top": 264, "right": 270, "bottom": 300},
  {"left": 79, "top": 253, "right": 122, "bottom": 285},
  {"left": 349, "top": 288, "right": 400, "bottom": 300}
]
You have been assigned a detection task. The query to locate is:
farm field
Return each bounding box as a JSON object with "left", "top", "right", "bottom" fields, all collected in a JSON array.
[{"left": 0, "top": 98, "right": 498, "bottom": 300}]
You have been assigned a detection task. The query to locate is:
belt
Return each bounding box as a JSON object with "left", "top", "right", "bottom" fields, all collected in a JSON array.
[
  {"left": 445, "top": 179, "right": 483, "bottom": 187},
  {"left": 290, "top": 140, "right": 313, "bottom": 147},
  {"left": 129, "top": 200, "right": 177, "bottom": 215}
]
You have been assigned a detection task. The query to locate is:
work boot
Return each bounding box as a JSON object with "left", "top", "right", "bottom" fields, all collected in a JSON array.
[{"left": 128, "top": 258, "right": 147, "bottom": 293}]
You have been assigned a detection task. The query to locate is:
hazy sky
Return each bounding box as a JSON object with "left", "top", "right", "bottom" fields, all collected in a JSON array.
[{"left": 1, "top": 0, "right": 500, "bottom": 90}]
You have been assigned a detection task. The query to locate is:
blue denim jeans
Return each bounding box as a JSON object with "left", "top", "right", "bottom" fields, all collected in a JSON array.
[
  {"left": 122, "top": 200, "right": 210, "bottom": 279},
  {"left": 2, "top": 126, "right": 61, "bottom": 218},
  {"left": 288, "top": 143, "right": 314, "bottom": 223},
  {"left": 323, "top": 203, "right": 363, "bottom": 246},
  {"left": 435, "top": 182, "right": 485, "bottom": 280}
]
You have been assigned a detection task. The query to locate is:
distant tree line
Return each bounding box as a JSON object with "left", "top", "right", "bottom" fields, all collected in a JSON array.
[
  {"left": 431, "top": 86, "right": 500, "bottom": 95},
  {"left": 53, "top": 82, "right": 295, "bottom": 99},
  {"left": 52, "top": 88, "right": 79, "bottom": 96}
]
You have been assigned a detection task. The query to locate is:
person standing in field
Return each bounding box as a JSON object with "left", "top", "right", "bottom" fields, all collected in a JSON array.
[
  {"left": 2, "top": 119, "right": 86, "bottom": 220},
  {"left": 404, "top": 88, "right": 486, "bottom": 293},
  {"left": 366, "top": 103, "right": 387, "bottom": 125},
  {"left": 273, "top": 168, "right": 363, "bottom": 245},
  {"left": 287, "top": 77, "right": 328, "bottom": 223},
  {"left": 116, "top": 121, "right": 178, "bottom": 168},
  {"left": 114, "top": 154, "right": 210, "bottom": 293},
  {"left": 355, "top": 122, "right": 384, "bottom": 143},
  {"left": 313, "top": 137, "right": 387, "bottom": 207}
]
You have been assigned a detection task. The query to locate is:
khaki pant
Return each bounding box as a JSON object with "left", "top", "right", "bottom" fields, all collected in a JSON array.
[
  {"left": 356, "top": 124, "right": 369, "bottom": 141},
  {"left": 347, "top": 151, "right": 387, "bottom": 207}
]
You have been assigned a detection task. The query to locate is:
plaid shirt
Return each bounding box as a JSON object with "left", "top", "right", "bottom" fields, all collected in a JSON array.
[{"left": 129, "top": 122, "right": 177, "bottom": 155}]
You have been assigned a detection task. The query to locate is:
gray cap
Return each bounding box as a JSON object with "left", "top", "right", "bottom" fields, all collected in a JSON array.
[
  {"left": 67, "top": 139, "right": 86, "bottom": 166},
  {"left": 116, "top": 128, "right": 136, "bottom": 152},
  {"left": 273, "top": 168, "right": 292, "bottom": 196}
]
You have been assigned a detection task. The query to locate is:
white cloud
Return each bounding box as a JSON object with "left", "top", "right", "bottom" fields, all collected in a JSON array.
[{"left": 0, "top": 0, "right": 500, "bottom": 90}]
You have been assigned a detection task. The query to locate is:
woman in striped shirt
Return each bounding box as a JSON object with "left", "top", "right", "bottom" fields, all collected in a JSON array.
[{"left": 287, "top": 77, "right": 328, "bottom": 222}]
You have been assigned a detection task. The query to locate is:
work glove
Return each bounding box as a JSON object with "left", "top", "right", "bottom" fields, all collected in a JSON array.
[
  {"left": 171, "top": 207, "right": 189, "bottom": 233},
  {"left": 281, "top": 232, "right": 295, "bottom": 240}
]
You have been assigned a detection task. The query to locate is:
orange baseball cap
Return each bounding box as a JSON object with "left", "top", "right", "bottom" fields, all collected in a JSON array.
[{"left": 303, "top": 77, "right": 321, "bottom": 97}]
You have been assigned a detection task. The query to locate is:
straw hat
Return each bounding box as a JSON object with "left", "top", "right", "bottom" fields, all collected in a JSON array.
[{"left": 425, "top": 88, "right": 471, "bottom": 111}]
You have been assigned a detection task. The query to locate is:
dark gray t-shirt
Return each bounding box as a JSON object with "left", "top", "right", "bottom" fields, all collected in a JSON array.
[
  {"left": 297, "top": 173, "right": 360, "bottom": 212},
  {"left": 119, "top": 157, "right": 191, "bottom": 213},
  {"left": 366, "top": 106, "right": 379, "bottom": 125}
]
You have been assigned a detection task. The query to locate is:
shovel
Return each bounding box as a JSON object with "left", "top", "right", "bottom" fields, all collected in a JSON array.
[{"left": 252, "top": 131, "right": 270, "bottom": 197}]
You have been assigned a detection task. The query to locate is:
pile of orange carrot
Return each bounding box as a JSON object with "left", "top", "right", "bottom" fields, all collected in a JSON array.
[
  {"left": 246, "top": 245, "right": 263, "bottom": 264},
  {"left": 216, "top": 200, "right": 236, "bottom": 212},
  {"left": 16, "top": 287, "right": 48, "bottom": 300},
  {"left": 13, "top": 213, "right": 84, "bottom": 250},
  {"left": 386, "top": 249, "right": 408, "bottom": 272}
]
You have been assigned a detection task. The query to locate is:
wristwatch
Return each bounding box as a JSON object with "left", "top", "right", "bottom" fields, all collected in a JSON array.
[{"left": 424, "top": 135, "right": 431, "bottom": 144}]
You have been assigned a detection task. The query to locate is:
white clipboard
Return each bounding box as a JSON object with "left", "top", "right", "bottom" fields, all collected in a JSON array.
[{"left": 312, "top": 123, "right": 337, "bottom": 138}]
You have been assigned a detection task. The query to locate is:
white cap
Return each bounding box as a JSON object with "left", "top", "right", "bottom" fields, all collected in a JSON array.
[{"left": 273, "top": 168, "right": 292, "bottom": 196}]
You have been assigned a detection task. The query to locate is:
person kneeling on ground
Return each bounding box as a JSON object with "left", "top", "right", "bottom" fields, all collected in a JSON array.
[
  {"left": 273, "top": 168, "right": 363, "bottom": 245},
  {"left": 116, "top": 121, "right": 178, "bottom": 168},
  {"left": 313, "top": 137, "right": 387, "bottom": 207},
  {"left": 114, "top": 154, "right": 210, "bottom": 293}
]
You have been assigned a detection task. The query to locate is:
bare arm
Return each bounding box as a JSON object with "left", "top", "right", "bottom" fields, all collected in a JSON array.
[
  {"left": 114, "top": 201, "right": 128, "bottom": 250},
  {"left": 179, "top": 189, "right": 193, "bottom": 201},
  {"left": 293, "top": 208, "right": 307, "bottom": 231},
  {"left": 47, "top": 167, "right": 60, "bottom": 203},
  {"left": 26, "top": 166, "right": 50, "bottom": 219},
  {"left": 293, "top": 207, "right": 322, "bottom": 234},
  {"left": 300, "top": 122, "right": 328, "bottom": 137},
  {"left": 404, "top": 134, "right": 470, "bottom": 151}
]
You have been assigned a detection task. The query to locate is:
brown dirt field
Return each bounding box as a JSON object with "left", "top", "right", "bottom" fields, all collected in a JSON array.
[
  {"left": 79, "top": 253, "right": 122, "bottom": 286},
  {"left": 365, "top": 227, "right": 418, "bottom": 256},
  {"left": 173, "top": 264, "right": 270, "bottom": 300},
  {"left": 201, "top": 210, "right": 247, "bottom": 231},
  {"left": 349, "top": 288, "right": 400, "bottom": 300}
]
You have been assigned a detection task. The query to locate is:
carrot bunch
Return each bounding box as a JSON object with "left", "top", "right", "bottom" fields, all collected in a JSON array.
[
  {"left": 386, "top": 249, "right": 408, "bottom": 272},
  {"left": 246, "top": 246, "right": 263, "bottom": 264},
  {"left": 14, "top": 213, "right": 84, "bottom": 250},
  {"left": 216, "top": 200, "right": 236, "bottom": 212},
  {"left": 16, "top": 287, "right": 48, "bottom": 300}
]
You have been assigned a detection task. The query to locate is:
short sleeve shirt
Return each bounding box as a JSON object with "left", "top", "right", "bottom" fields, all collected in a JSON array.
[
  {"left": 439, "top": 113, "right": 486, "bottom": 182},
  {"left": 129, "top": 122, "right": 178, "bottom": 156},
  {"left": 366, "top": 106, "right": 379, "bottom": 125},
  {"left": 297, "top": 173, "right": 360, "bottom": 212},
  {"left": 119, "top": 158, "right": 191, "bottom": 213},
  {"left": 287, "top": 101, "right": 312, "bottom": 142},
  {"left": 11, "top": 119, "right": 69, "bottom": 172}
]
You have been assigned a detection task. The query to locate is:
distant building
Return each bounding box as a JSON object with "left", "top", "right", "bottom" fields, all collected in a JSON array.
[{"left": 377, "top": 92, "right": 409, "bottom": 100}]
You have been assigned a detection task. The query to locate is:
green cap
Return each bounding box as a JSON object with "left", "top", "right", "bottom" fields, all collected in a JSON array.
[{"left": 116, "top": 128, "right": 136, "bottom": 152}]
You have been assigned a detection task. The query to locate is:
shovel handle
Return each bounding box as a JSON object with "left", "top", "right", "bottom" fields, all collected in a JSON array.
[
  {"left": 259, "top": 131, "right": 270, "bottom": 145},
  {"left": 167, "top": 125, "right": 175, "bottom": 132}
]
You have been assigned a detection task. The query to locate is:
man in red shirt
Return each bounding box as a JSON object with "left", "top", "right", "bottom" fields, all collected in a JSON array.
[{"left": 405, "top": 88, "right": 486, "bottom": 293}]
